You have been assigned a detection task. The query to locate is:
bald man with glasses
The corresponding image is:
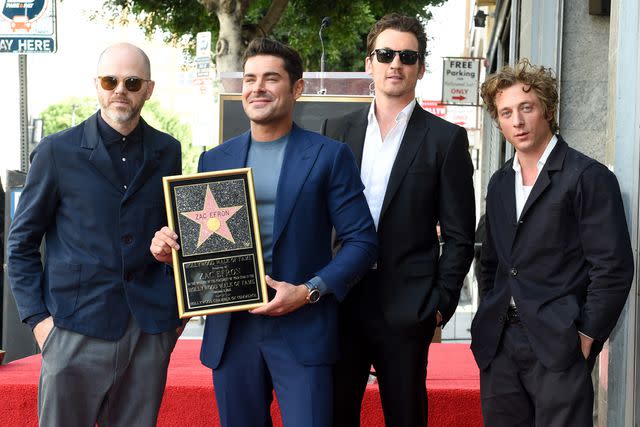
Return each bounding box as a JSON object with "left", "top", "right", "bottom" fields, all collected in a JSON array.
[{"left": 7, "top": 42, "right": 183, "bottom": 427}]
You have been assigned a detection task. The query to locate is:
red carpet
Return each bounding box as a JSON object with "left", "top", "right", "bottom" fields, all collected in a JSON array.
[{"left": 0, "top": 340, "right": 481, "bottom": 426}]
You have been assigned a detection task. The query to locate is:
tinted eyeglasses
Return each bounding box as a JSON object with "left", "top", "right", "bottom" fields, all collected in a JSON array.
[
  {"left": 370, "top": 48, "right": 421, "bottom": 65},
  {"left": 98, "top": 75, "right": 151, "bottom": 92}
]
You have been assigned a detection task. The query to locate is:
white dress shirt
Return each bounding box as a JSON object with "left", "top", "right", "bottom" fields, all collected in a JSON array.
[
  {"left": 361, "top": 99, "right": 416, "bottom": 229},
  {"left": 512, "top": 135, "right": 558, "bottom": 219}
]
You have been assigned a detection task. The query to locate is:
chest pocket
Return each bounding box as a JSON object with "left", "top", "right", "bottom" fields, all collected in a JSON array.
[{"left": 526, "top": 201, "right": 573, "bottom": 250}]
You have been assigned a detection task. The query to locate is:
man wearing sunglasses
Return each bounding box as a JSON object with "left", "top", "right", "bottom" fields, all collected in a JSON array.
[
  {"left": 322, "top": 13, "right": 476, "bottom": 426},
  {"left": 7, "top": 42, "right": 182, "bottom": 427}
]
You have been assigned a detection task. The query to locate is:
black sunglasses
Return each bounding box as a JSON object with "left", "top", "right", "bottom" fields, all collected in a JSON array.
[
  {"left": 98, "top": 75, "right": 151, "bottom": 92},
  {"left": 370, "top": 48, "right": 421, "bottom": 65}
]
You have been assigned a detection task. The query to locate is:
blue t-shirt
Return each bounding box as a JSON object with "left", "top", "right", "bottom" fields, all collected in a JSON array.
[
  {"left": 246, "top": 132, "right": 328, "bottom": 295},
  {"left": 246, "top": 134, "right": 288, "bottom": 276}
]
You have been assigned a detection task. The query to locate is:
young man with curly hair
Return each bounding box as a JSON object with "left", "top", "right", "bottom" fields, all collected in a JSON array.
[{"left": 471, "top": 59, "right": 634, "bottom": 426}]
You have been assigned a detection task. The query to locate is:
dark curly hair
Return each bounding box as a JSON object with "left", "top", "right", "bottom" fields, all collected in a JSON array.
[{"left": 480, "top": 58, "right": 559, "bottom": 133}]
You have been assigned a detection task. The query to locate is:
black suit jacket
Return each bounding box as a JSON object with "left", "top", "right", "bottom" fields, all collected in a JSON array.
[
  {"left": 471, "top": 137, "right": 634, "bottom": 371},
  {"left": 322, "top": 104, "right": 475, "bottom": 328}
]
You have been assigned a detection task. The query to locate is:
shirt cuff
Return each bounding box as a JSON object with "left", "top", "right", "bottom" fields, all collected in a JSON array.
[
  {"left": 578, "top": 331, "right": 594, "bottom": 341},
  {"left": 307, "top": 276, "right": 329, "bottom": 296},
  {"left": 25, "top": 312, "right": 49, "bottom": 330}
]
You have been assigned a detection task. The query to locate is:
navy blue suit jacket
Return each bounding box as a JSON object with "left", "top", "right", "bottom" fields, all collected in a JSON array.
[
  {"left": 199, "top": 124, "right": 378, "bottom": 369},
  {"left": 471, "top": 137, "right": 634, "bottom": 371},
  {"left": 8, "top": 112, "right": 182, "bottom": 340}
]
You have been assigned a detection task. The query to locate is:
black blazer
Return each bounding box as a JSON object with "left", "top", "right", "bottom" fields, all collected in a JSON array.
[
  {"left": 322, "top": 104, "right": 476, "bottom": 328},
  {"left": 471, "top": 137, "right": 634, "bottom": 371}
]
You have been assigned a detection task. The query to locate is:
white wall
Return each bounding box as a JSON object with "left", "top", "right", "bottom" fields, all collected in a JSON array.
[{"left": 418, "top": 0, "right": 470, "bottom": 102}]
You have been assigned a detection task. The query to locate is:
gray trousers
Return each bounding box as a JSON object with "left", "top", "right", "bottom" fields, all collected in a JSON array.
[{"left": 38, "top": 318, "right": 178, "bottom": 427}]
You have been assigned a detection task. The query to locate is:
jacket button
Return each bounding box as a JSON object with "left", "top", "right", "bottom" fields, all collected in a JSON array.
[
  {"left": 498, "top": 315, "right": 505, "bottom": 323},
  {"left": 122, "top": 234, "right": 133, "bottom": 244},
  {"left": 510, "top": 268, "right": 517, "bottom": 276},
  {"left": 124, "top": 272, "right": 133, "bottom": 281}
]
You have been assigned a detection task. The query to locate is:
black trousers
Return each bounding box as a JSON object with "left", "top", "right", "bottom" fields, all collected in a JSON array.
[
  {"left": 333, "top": 278, "right": 437, "bottom": 427},
  {"left": 480, "top": 319, "right": 595, "bottom": 427}
]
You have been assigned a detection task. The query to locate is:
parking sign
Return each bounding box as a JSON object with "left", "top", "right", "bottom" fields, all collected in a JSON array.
[
  {"left": 0, "top": 0, "right": 57, "bottom": 53},
  {"left": 441, "top": 57, "right": 481, "bottom": 106}
]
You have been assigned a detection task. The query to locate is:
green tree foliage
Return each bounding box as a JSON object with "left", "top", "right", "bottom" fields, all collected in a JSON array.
[
  {"left": 40, "top": 97, "right": 97, "bottom": 136},
  {"left": 99, "top": 0, "right": 445, "bottom": 71},
  {"left": 141, "top": 100, "right": 201, "bottom": 174},
  {"left": 39, "top": 98, "right": 200, "bottom": 174}
]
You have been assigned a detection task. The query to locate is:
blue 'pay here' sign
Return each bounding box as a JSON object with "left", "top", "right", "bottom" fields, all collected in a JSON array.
[{"left": 0, "top": 0, "right": 57, "bottom": 53}]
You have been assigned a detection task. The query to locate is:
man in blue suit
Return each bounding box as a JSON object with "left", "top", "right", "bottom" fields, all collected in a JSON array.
[
  {"left": 7, "top": 43, "right": 182, "bottom": 427},
  {"left": 151, "top": 38, "right": 377, "bottom": 427}
]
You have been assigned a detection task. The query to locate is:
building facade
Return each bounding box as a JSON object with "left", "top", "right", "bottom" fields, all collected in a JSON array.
[{"left": 470, "top": 0, "right": 640, "bottom": 424}]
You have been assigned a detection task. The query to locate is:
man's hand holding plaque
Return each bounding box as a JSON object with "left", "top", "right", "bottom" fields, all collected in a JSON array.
[
  {"left": 152, "top": 227, "right": 310, "bottom": 318},
  {"left": 249, "top": 276, "right": 308, "bottom": 316},
  {"left": 156, "top": 169, "right": 269, "bottom": 318},
  {"left": 150, "top": 227, "right": 180, "bottom": 265}
]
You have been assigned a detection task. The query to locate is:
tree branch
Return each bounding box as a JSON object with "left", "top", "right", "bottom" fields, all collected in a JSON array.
[
  {"left": 197, "top": 0, "right": 219, "bottom": 13},
  {"left": 256, "top": 0, "right": 289, "bottom": 36}
]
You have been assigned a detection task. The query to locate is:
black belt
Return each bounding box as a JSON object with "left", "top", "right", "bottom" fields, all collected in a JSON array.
[{"left": 506, "top": 306, "right": 520, "bottom": 324}]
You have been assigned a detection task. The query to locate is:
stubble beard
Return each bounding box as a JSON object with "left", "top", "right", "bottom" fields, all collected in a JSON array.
[
  {"left": 378, "top": 75, "right": 417, "bottom": 100},
  {"left": 103, "top": 101, "right": 143, "bottom": 126}
]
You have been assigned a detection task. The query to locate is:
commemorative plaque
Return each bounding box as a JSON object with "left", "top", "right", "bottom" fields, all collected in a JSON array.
[{"left": 163, "top": 168, "right": 267, "bottom": 318}]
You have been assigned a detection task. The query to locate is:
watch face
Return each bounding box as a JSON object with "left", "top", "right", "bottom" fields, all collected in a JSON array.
[{"left": 308, "top": 289, "right": 321, "bottom": 303}]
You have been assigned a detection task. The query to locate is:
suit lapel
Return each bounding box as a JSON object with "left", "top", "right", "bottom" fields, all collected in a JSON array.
[
  {"left": 123, "top": 120, "right": 161, "bottom": 202},
  {"left": 495, "top": 164, "right": 518, "bottom": 249},
  {"left": 518, "top": 171, "right": 550, "bottom": 222},
  {"left": 344, "top": 108, "right": 369, "bottom": 168},
  {"left": 272, "top": 125, "right": 320, "bottom": 246},
  {"left": 82, "top": 114, "right": 123, "bottom": 192},
  {"left": 379, "top": 105, "right": 427, "bottom": 223},
  {"left": 517, "top": 137, "right": 567, "bottom": 222},
  {"left": 220, "top": 131, "right": 252, "bottom": 169}
]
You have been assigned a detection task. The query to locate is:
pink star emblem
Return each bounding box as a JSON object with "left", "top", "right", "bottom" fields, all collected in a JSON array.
[{"left": 181, "top": 186, "right": 243, "bottom": 247}]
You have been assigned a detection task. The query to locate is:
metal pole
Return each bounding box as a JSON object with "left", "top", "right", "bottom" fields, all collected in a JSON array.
[
  {"left": 18, "top": 54, "right": 29, "bottom": 173},
  {"left": 318, "top": 27, "right": 327, "bottom": 95},
  {"left": 317, "top": 17, "right": 330, "bottom": 95},
  {"left": 71, "top": 103, "right": 78, "bottom": 127}
]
